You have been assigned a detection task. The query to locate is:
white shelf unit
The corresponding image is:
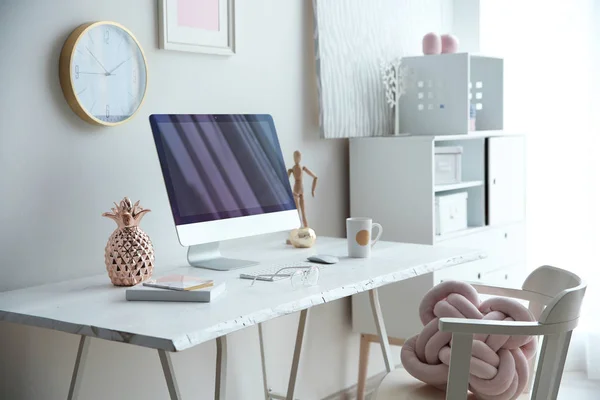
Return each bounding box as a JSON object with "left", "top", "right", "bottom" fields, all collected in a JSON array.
[
  {"left": 434, "top": 180, "right": 484, "bottom": 193},
  {"left": 349, "top": 132, "right": 526, "bottom": 340},
  {"left": 435, "top": 225, "right": 491, "bottom": 242},
  {"left": 396, "top": 53, "right": 503, "bottom": 136}
]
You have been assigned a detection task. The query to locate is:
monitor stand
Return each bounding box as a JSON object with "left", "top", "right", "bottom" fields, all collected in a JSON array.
[{"left": 187, "top": 242, "right": 259, "bottom": 271}]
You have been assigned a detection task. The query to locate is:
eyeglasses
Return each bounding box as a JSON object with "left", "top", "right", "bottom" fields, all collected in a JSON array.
[{"left": 251, "top": 266, "right": 320, "bottom": 288}]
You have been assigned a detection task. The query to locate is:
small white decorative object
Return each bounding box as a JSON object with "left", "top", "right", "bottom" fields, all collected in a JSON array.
[{"left": 381, "top": 58, "right": 409, "bottom": 135}]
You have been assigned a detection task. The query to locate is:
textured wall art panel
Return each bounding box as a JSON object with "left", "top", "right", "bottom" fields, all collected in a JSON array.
[{"left": 313, "top": 0, "right": 453, "bottom": 138}]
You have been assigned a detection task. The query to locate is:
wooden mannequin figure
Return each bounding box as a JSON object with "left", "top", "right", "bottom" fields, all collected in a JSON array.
[
  {"left": 288, "top": 150, "right": 318, "bottom": 228},
  {"left": 287, "top": 150, "right": 318, "bottom": 248}
]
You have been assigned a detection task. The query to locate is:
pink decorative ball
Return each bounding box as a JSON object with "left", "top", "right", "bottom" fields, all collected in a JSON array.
[
  {"left": 422, "top": 32, "right": 441, "bottom": 55},
  {"left": 441, "top": 34, "right": 459, "bottom": 54}
]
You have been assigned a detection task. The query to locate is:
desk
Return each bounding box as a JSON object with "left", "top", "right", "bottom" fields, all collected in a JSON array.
[{"left": 0, "top": 237, "right": 484, "bottom": 399}]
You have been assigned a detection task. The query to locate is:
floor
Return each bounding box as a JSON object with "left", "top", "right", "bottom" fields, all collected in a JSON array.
[
  {"left": 356, "top": 372, "right": 600, "bottom": 400},
  {"left": 555, "top": 372, "right": 600, "bottom": 399}
]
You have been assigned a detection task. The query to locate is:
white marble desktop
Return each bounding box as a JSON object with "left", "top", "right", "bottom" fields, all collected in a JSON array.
[{"left": 0, "top": 237, "right": 484, "bottom": 352}]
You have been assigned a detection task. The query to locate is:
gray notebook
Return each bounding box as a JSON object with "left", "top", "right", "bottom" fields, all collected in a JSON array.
[{"left": 126, "top": 281, "right": 226, "bottom": 302}]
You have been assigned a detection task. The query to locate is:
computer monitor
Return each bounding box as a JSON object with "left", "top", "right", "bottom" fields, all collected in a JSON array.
[{"left": 149, "top": 114, "right": 300, "bottom": 270}]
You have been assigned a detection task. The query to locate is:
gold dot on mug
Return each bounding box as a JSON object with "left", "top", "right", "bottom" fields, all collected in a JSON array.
[{"left": 356, "top": 230, "right": 370, "bottom": 246}]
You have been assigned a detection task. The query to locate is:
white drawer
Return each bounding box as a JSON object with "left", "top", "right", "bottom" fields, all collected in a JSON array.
[
  {"left": 434, "top": 262, "right": 485, "bottom": 284},
  {"left": 435, "top": 223, "right": 526, "bottom": 275},
  {"left": 434, "top": 263, "right": 525, "bottom": 288},
  {"left": 482, "top": 264, "right": 527, "bottom": 288}
]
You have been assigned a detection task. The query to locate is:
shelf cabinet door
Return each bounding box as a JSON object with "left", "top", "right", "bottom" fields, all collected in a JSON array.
[{"left": 487, "top": 136, "right": 525, "bottom": 225}]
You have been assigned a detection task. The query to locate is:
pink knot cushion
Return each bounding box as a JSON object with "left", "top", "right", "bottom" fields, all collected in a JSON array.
[
  {"left": 441, "top": 34, "right": 459, "bottom": 53},
  {"left": 422, "top": 32, "right": 441, "bottom": 55},
  {"left": 401, "top": 281, "right": 537, "bottom": 400}
]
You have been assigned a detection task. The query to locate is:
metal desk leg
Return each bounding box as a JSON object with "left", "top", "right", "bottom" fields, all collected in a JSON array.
[
  {"left": 158, "top": 350, "right": 182, "bottom": 400},
  {"left": 258, "top": 323, "right": 271, "bottom": 399},
  {"left": 215, "top": 336, "right": 227, "bottom": 400},
  {"left": 67, "top": 335, "right": 90, "bottom": 400},
  {"left": 286, "top": 308, "right": 309, "bottom": 400},
  {"left": 368, "top": 288, "right": 394, "bottom": 373}
]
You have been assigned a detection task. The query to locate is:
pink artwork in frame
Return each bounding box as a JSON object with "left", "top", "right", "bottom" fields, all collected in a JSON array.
[
  {"left": 177, "top": 0, "right": 220, "bottom": 31},
  {"left": 159, "top": 0, "right": 235, "bottom": 55}
]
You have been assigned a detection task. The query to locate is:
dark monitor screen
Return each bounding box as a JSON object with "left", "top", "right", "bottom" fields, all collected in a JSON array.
[{"left": 149, "top": 114, "right": 296, "bottom": 226}]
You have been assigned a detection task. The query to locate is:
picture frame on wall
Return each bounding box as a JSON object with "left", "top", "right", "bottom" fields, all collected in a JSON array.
[{"left": 158, "top": 0, "right": 235, "bottom": 55}]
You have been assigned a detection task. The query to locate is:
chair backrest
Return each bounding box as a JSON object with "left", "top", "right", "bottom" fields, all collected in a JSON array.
[
  {"left": 522, "top": 266, "right": 587, "bottom": 400},
  {"left": 522, "top": 265, "right": 586, "bottom": 324}
]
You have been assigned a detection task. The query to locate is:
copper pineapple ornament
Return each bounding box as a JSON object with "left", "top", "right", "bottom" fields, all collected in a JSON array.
[{"left": 102, "top": 197, "right": 154, "bottom": 286}]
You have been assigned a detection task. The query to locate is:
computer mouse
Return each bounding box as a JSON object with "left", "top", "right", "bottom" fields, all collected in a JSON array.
[{"left": 307, "top": 254, "right": 339, "bottom": 265}]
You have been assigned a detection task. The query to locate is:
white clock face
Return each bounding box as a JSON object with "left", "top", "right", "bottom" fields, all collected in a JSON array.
[{"left": 71, "top": 23, "right": 147, "bottom": 124}]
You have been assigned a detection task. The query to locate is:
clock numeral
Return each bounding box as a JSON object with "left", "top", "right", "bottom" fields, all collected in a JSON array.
[
  {"left": 105, "top": 105, "right": 110, "bottom": 119},
  {"left": 104, "top": 29, "right": 110, "bottom": 44},
  {"left": 75, "top": 65, "right": 80, "bottom": 79},
  {"left": 132, "top": 69, "right": 137, "bottom": 84}
]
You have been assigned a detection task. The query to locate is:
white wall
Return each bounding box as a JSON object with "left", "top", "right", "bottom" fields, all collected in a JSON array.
[
  {"left": 479, "top": 0, "right": 599, "bottom": 376},
  {"left": 0, "top": 1, "right": 451, "bottom": 398},
  {"left": 0, "top": 1, "right": 357, "bottom": 399}
]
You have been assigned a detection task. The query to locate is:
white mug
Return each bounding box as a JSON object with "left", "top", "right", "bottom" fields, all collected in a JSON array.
[{"left": 346, "top": 217, "right": 383, "bottom": 258}]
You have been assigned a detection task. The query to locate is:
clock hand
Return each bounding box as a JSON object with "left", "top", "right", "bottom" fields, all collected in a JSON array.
[
  {"left": 108, "top": 56, "right": 132, "bottom": 74},
  {"left": 86, "top": 47, "right": 110, "bottom": 75},
  {"left": 79, "top": 71, "right": 111, "bottom": 75}
]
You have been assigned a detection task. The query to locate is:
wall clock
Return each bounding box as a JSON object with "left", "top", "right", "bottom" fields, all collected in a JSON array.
[{"left": 59, "top": 21, "right": 148, "bottom": 126}]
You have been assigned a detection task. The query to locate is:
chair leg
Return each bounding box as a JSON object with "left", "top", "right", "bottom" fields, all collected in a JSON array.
[
  {"left": 531, "top": 332, "right": 572, "bottom": 400},
  {"left": 526, "top": 336, "right": 541, "bottom": 394},
  {"left": 446, "top": 333, "right": 473, "bottom": 400},
  {"left": 388, "top": 337, "right": 406, "bottom": 347},
  {"left": 525, "top": 302, "right": 544, "bottom": 394},
  {"left": 357, "top": 334, "right": 371, "bottom": 400},
  {"left": 549, "top": 332, "right": 572, "bottom": 399},
  {"left": 356, "top": 333, "right": 405, "bottom": 400}
]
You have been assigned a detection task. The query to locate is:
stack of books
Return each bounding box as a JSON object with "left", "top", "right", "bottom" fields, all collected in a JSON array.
[{"left": 126, "top": 274, "right": 226, "bottom": 302}]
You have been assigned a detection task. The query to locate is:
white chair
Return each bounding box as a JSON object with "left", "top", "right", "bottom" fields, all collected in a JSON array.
[{"left": 373, "top": 265, "right": 587, "bottom": 400}]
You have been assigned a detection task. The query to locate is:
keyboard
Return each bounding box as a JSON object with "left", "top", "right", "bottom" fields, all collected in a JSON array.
[{"left": 239, "top": 262, "right": 320, "bottom": 282}]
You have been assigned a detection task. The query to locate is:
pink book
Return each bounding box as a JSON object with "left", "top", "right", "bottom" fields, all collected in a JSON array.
[{"left": 142, "top": 275, "right": 213, "bottom": 291}]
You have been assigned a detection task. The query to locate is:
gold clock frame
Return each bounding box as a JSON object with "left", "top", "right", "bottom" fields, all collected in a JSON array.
[{"left": 59, "top": 21, "right": 148, "bottom": 127}]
